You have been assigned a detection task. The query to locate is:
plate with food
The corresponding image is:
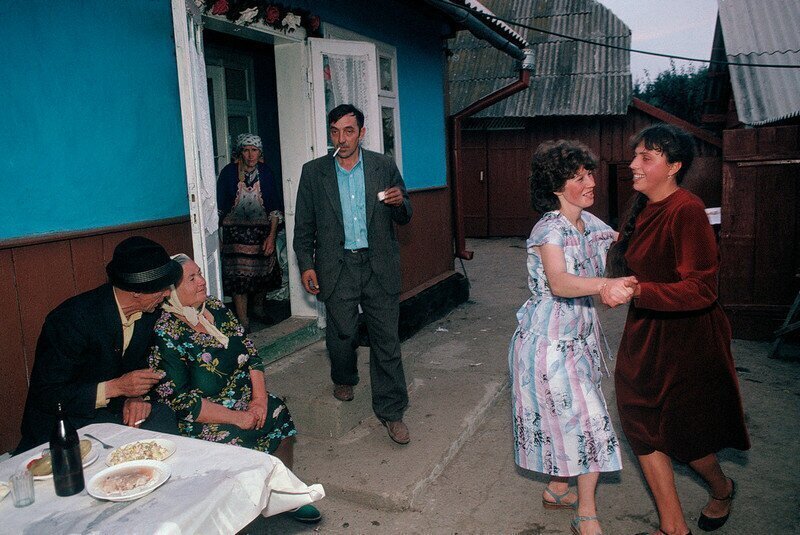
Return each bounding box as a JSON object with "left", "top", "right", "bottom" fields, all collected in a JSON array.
[
  {"left": 87, "top": 460, "right": 170, "bottom": 502},
  {"left": 106, "top": 439, "right": 176, "bottom": 466},
  {"left": 22, "top": 439, "right": 98, "bottom": 480}
]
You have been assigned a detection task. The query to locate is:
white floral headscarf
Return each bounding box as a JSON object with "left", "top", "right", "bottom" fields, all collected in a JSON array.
[{"left": 235, "top": 133, "right": 262, "bottom": 154}]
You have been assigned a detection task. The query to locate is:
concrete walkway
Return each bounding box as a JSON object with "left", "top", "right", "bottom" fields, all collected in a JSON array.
[{"left": 245, "top": 238, "right": 800, "bottom": 534}]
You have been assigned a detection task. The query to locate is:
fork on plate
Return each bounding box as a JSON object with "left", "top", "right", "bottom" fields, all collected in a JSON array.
[{"left": 83, "top": 433, "right": 114, "bottom": 449}]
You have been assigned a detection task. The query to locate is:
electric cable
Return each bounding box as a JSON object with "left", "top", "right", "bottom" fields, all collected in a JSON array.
[{"left": 432, "top": 0, "right": 800, "bottom": 70}]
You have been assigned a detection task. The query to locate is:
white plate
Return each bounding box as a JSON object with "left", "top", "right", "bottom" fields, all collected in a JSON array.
[
  {"left": 105, "top": 438, "right": 176, "bottom": 466},
  {"left": 22, "top": 443, "right": 99, "bottom": 481},
  {"left": 87, "top": 460, "right": 170, "bottom": 502}
]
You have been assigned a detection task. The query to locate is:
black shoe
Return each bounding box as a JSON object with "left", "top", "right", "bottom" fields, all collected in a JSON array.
[{"left": 698, "top": 479, "right": 735, "bottom": 532}]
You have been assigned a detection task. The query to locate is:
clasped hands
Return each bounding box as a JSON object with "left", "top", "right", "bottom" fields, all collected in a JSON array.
[
  {"left": 599, "top": 276, "right": 638, "bottom": 308},
  {"left": 235, "top": 396, "right": 268, "bottom": 430}
]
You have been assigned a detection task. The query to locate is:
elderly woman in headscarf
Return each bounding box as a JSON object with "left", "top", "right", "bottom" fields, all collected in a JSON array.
[
  {"left": 217, "top": 133, "right": 284, "bottom": 332},
  {"left": 148, "top": 253, "right": 322, "bottom": 523}
]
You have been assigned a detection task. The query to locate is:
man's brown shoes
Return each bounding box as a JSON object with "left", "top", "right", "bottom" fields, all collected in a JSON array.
[
  {"left": 333, "top": 384, "right": 354, "bottom": 401},
  {"left": 381, "top": 419, "right": 410, "bottom": 445}
]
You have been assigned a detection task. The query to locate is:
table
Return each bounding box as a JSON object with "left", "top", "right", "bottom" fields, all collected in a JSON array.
[{"left": 0, "top": 423, "right": 324, "bottom": 534}]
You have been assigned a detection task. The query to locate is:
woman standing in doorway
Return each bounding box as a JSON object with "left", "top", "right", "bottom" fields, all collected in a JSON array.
[
  {"left": 608, "top": 124, "right": 750, "bottom": 535},
  {"left": 217, "top": 133, "right": 283, "bottom": 332},
  {"left": 509, "top": 140, "right": 636, "bottom": 535}
]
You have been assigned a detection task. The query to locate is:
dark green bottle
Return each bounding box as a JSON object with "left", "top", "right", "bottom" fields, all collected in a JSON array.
[{"left": 50, "top": 402, "right": 85, "bottom": 496}]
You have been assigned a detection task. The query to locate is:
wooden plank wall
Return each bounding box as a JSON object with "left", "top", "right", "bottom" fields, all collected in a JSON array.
[
  {"left": 0, "top": 220, "right": 192, "bottom": 453},
  {"left": 398, "top": 188, "right": 456, "bottom": 294},
  {"left": 461, "top": 109, "right": 722, "bottom": 237},
  {"left": 720, "top": 125, "right": 800, "bottom": 339}
]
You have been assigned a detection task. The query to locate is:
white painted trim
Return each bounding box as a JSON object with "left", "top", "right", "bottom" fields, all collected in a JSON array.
[
  {"left": 170, "top": 0, "right": 222, "bottom": 298},
  {"left": 205, "top": 64, "right": 229, "bottom": 175},
  {"left": 274, "top": 41, "right": 318, "bottom": 318},
  {"left": 322, "top": 24, "right": 404, "bottom": 173},
  {"left": 308, "top": 38, "right": 382, "bottom": 156}
]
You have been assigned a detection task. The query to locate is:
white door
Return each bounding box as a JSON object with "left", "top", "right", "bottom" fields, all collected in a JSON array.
[
  {"left": 170, "top": 0, "right": 223, "bottom": 298},
  {"left": 308, "top": 38, "right": 382, "bottom": 157},
  {"left": 206, "top": 65, "right": 229, "bottom": 176}
]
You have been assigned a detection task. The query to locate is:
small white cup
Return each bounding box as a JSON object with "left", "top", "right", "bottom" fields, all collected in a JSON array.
[{"left": 377, "top": 191, "right": 386, "bottom": 202}]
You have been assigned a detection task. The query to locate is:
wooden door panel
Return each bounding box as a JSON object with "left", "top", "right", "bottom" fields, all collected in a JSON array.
[
  {"left": 487, "top": 147, "right": 535, "bottom": 236},
  {"left": 461, "top": 143, "right": 488, "bottom": 237},
  {"left": 752, "top": 163, "right": 799, "bottom": 303}
]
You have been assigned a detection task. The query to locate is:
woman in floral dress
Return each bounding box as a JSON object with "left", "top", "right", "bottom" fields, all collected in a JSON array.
[
  {"left": 148, "top": 254, "right": 321, "bottom": 523},
  {"left": 509, "top": 140, "right": 636, "bottom": 535}
]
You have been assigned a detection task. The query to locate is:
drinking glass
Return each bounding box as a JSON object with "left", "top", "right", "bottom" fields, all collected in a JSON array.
[{"left": 11, "top": 470, "right": 35, "bottom": 507}]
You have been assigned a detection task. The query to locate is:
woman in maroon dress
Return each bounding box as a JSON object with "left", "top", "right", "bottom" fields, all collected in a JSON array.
[{"left": 608, "top": 125, "right": 749, "bottom": 535}]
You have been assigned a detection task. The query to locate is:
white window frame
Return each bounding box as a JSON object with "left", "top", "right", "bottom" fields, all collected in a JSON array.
[{"left": 323, "top": 25, "right": 403, "bottom": 173}]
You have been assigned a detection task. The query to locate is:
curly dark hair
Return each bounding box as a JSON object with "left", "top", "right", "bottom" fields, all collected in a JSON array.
[{"left": 529, "top": 140, "right": 597, "bottom": 212}]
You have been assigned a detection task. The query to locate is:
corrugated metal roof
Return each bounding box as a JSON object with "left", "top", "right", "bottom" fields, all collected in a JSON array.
[
  {"left": 455, "top": 0, "right": 531, "bottom": 48},
  {"left": 448, "top": 0, "right": 632, "bottom": 117},
  {"left": 718, "top": 0, "right": 800, "bottom": 126}
]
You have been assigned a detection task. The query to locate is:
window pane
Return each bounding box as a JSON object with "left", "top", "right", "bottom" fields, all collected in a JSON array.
[
  {"left": 379, "top": 56, "right": 393, "bottom": 92},
  {"left": 225, "top": 67, "right": 248, "bottom": 101},
  {"left": 381, "top": 106, "right": 395, "bottom": 159},
  {"left": 228, "top": 115, "right": 250, "bottom": 154}
]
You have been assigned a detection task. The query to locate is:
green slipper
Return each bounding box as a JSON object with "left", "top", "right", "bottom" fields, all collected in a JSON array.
[{"left": 289, "top": 504, "right": 322, "bottom": 524}]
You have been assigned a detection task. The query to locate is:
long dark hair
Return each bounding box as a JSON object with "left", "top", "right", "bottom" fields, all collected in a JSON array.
[
  {"left": 529, "top": 140, "right": 597, "bottom": 212},
  {"left": 606, "top": 124, "right": 695, "bottom": 277}
]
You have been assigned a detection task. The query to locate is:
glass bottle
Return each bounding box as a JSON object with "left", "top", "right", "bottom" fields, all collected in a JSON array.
[{"left": 50, "top": 402, "right": 85, "bottom": 496}]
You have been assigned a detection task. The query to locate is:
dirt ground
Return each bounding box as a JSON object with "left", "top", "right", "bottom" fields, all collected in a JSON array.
[{"left": 247, "top": 237, "right": 800, "bottom": 535}]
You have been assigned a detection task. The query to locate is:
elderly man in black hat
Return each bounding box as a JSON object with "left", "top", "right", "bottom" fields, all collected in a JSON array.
[{"left": 16, "top": 236, "right": 182, "bottom": 452}]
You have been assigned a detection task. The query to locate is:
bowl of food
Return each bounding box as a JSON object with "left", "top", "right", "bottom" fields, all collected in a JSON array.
[
  {"left": 87, "top": 460, "right": 171, "bottom": 502},
  {"left": 106, "top": 439, "right": 175, "bottom": 466}
]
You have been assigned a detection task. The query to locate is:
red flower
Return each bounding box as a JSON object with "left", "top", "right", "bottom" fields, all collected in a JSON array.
[
  {"left": 265, "top": 5, "right": 280, "bottom": 24},
  {"left": 309, "top": 15, "right": 321, "bottom": 32},
  {"left": 210, "top": 0, "right": 228, "bottom": 15}
]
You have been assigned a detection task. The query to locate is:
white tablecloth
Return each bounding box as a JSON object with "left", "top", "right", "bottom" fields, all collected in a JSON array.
[{"left": 0, "top": 423, "right": 324, "bottom": 534}]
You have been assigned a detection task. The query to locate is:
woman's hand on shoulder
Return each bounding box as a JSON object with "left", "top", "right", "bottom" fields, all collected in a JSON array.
[{"left": 600, "top": 276, "right": 638, "bottom": 307}]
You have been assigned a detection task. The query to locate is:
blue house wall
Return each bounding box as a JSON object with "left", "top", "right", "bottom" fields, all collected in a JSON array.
[
  {"left": 0, "top": 0, "right": 449, "bottom": 241},
  {"left": 0, "top": 1, "right": 188, "bottom": 240}
]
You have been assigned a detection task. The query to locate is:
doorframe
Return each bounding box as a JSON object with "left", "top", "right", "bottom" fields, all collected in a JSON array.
[
  {"left": 171, "top": 3, "right": 385, "bottom": 320},
  {"left": 172, "top": 0, "right": 318, "bottom": 317}
]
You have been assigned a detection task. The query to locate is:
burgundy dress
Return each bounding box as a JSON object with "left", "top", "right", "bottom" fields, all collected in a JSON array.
[{"left": 615, "top": 188, "right": 750, "bottom": 462}]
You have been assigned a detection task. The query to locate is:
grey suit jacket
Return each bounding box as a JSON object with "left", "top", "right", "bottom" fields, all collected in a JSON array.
[{"left": 293, "top": 149, "right": 412, "bottom": 301}]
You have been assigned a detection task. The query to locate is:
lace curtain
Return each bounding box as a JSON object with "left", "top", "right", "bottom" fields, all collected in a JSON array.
[
  {"left": 188, "top": 17, "right": 219, "bottom": 235},
  {"left": 325, "top": 54, "right": 375, "bottom": 151}
]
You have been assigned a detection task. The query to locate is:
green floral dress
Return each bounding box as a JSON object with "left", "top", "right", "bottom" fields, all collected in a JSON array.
[{"left": 148, "top": 297, "right": 296, "bottom": 453}]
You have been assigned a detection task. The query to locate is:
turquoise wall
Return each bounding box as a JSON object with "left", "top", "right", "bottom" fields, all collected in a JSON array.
[
  {"left": 0, "top": 1, "right": 450, "bottom": 240},
  {"left": 0, "top": 1, "right": 188, "bottom": 240},
  {"left": 311, "top": 1, "right": 449, "bottom": 191}
]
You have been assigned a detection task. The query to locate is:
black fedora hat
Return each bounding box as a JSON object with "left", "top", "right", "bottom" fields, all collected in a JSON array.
[{"left": 106, "top": 236, "right": 182, "bottom": 293}]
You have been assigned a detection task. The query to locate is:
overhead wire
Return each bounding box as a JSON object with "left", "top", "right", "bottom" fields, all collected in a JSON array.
[{"left": 431, "top": 0, "right": 800, "bottom": 70}]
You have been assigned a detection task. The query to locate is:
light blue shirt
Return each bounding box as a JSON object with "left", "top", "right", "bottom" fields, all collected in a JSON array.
[{"left": 335, "top": 149, "right": 369, "bottom": 249}]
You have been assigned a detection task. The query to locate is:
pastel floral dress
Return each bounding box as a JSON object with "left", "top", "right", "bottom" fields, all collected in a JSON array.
[
  {"left": 148, "top": 297, "right": 296, "bottom": 453},
  {"left": 508, "top": 211, "right": 622, "bottom": 477}
]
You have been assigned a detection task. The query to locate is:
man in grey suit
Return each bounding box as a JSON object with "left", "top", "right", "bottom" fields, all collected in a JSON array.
[{"left": 294, "top": 104, "right": 412, "bottom": 444}]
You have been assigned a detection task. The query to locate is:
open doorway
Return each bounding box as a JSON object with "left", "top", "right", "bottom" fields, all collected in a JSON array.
[{"left": 204, "top": 30, "right": 291, "bottom": 331}]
